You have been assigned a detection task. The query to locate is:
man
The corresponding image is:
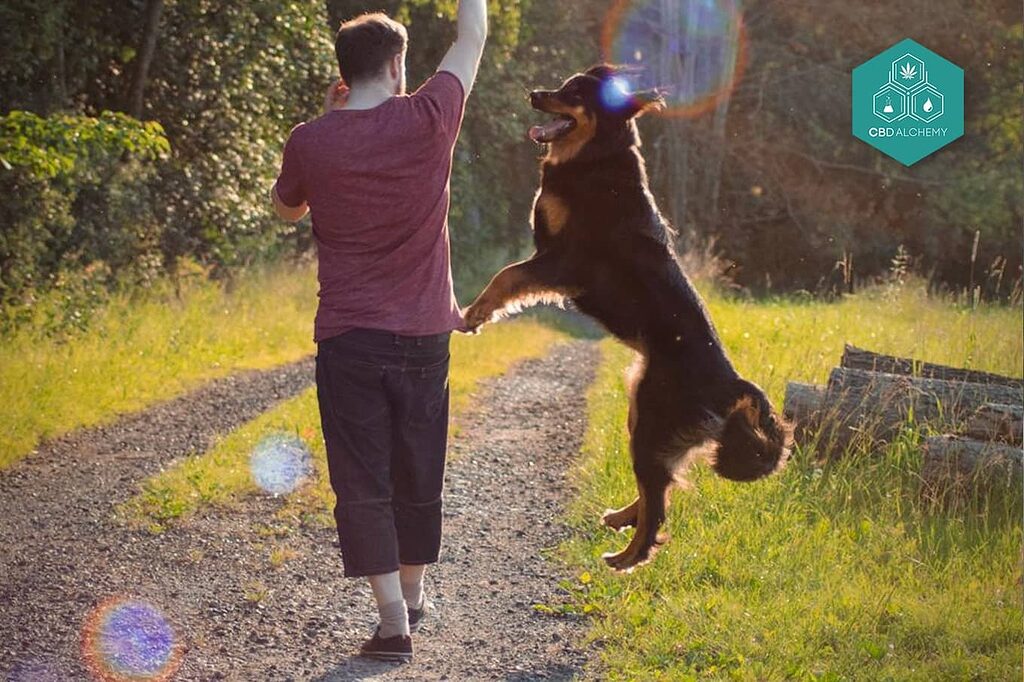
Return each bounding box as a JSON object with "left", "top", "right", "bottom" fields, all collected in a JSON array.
[{"left": 271, "top": 1, "right": 487, "bottom": 662}]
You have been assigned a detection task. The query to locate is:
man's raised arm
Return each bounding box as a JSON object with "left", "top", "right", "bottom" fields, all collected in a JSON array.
[{"left": 437, "top": 0, "right": 488, "bottom": 99}]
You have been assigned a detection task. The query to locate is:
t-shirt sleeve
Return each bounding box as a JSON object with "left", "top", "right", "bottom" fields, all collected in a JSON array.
[
  {"left": 275, "top": 124, "right": 306, "bottom": 208},
  {"left": 410, "top": 71, "right": 467, "bottom": 144}
]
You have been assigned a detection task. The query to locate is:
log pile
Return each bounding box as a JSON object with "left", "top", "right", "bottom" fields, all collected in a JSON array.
[{"left": 784, "top": 345, "right": 1023, "bottom": 494}]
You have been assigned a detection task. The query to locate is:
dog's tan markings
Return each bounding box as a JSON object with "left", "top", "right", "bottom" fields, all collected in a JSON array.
[
  {"left": 537, "top": 193, "right": 570, "bottom": 235},
  {"left": 624, "top": 351, "right": 646, "bottom": 435},
  {"left": 603, "top": 485, "right": 673, "bottom": 572},
  {"left": 547, "top": 106, "right": 597, "bottom": 165},
  {"left": 602, "top": 488, "right": 667, "bottom": 572}
]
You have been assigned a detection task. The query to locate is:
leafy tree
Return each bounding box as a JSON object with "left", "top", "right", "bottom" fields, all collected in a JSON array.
[{"left": 0, "top": 111, "right": 169, "bottom": 308}]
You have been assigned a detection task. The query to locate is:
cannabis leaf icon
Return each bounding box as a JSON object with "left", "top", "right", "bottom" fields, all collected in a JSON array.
[{"left": 900, "top": 62, "right": 917, "bottom": 80}]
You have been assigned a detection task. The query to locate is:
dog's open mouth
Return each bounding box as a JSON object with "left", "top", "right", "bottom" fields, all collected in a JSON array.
[{"left": 528, "top": 115, "right": 577, "bottom": 144}]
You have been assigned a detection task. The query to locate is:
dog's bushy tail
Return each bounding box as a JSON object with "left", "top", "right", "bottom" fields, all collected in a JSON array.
[{"left": 711, "top": 380, "right": 793, "bottom": 482}]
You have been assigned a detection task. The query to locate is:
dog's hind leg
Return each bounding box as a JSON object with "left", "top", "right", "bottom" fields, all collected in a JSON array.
[
  {"left": 598, "top": 351, "right": 649, "bottom": 532},
  {"left": 601, "top": 497, "right": 639, "bottom": 531},
  {"left": 602, "top": 463, "right": 672, "bottom": 572},
  {"left": 602, "top": 411, "right": 675, "bottom": 572}
]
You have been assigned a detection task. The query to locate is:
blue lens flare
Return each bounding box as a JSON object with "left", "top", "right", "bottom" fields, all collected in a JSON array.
[
  {"left": 600, "top": 75, "right": 636, "bottom": 112},
  {"left": 603, "top": 0, "right": 745, "bottom": 117},
  {"left": 81, "top": 597, "right": 184, "bottom": 681},
  {"left": 249, "top": 433, "right": 313, "bottom": 496},
  {"left": 100, "top": 603, "right": 176, "bottom": 675}
]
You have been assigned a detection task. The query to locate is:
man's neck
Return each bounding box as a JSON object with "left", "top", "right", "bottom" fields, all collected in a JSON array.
[{"left": 343, "top": 80, "right": 396, "bottom": 111}]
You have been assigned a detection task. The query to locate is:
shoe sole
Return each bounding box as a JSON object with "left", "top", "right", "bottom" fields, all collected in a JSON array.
[{"left": 359, "top": 651, "right": 413, "bottom": 663}]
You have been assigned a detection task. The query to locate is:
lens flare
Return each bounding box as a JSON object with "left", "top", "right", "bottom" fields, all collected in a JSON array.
[
  {"left": 249, "top": 433, "right": 313, "bottom": 496},
  {"left": 600, "top": 75, "right": 636, "bottom": 112},
  {"left": 81, "top": 597, "right": 183, "bottom": 682},
  {"left": 602, "top": 0, "right": 747, "bottom": 118}
]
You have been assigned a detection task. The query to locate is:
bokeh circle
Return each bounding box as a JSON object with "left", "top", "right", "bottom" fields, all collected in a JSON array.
[
  {"left": 81, "top": 597, "right": 183, "bottom": 682},
  {"left": 602, "top": 0, "right": 748, "bottom": 118},
  {"left": 249, "top": 433, "right": 313, "bottom": 496}
]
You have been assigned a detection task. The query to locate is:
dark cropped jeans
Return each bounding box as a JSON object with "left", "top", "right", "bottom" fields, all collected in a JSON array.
[{"left": 315, "top": 328, "right": 451, "bottom": 578}]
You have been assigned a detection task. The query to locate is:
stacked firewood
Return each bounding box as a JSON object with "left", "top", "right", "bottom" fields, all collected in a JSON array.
[{"left": 784, "top": 345, "right": 1023, "bottom": 494}]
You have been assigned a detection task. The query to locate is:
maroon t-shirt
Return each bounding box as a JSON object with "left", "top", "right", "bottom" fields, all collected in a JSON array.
[{"left": 276, "top": 71, "right": 467, "bottom": 343}]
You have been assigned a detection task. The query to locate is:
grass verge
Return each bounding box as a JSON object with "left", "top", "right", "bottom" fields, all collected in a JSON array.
[
  {"left": 560, "top": 286, "right": 1022, "bottom": 681},
  {"left": 0, "top": 264, "right": 319, "bottom": 469},
  {"left": 117, "top": 319, "right": 568, "bottom": 531}
]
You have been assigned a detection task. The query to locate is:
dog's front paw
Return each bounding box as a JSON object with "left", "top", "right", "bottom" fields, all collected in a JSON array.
[{"left": 462, "top": 301, "right": 496, "bottom": 332}]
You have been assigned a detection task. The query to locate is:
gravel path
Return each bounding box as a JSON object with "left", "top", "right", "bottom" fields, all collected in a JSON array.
[{"left": 0, "top": 340, "right": 600, "bottom": 680}]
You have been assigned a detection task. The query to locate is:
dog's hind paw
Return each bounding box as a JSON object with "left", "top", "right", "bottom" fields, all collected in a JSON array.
[
  {"left": 602, "top": 532, "right": 668, "bottom": 572},
  {"left": 600, "top": 507, "right": 637, "bottom": 532},
  {"left": 602, "top": 544, "right": 657, "bottom": 573}
]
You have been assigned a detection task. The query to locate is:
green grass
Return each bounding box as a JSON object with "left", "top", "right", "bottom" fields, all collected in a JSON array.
[
  {"left": 0, "top": 264, "right": 320, "bottom": 469},
  {"left": 117, "top": 318, "right": 568, "bottom": 531},
  {"left": 561, "top": 285, "right": 1023, "bottom": 681}
]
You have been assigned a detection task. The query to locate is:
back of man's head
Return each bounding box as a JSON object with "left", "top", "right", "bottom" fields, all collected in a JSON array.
[{"left": 335, "top": 13, "right": 409, "bottom": 86}]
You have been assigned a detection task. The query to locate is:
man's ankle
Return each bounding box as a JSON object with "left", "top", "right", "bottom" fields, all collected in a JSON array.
[
  {"left": 377, "top": 598, "right": 410, "bottom": 639},
  {"left": 399, "top": 564, "right": 426, "bottom": 610}
]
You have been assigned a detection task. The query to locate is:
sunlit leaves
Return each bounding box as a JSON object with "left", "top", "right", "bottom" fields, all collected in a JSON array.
[{"left": 0, "top": 110, "right": 169, "bottom": 179}]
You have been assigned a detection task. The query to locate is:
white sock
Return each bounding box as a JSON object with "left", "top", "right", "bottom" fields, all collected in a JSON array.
[
  {"left": 399, "top": 564, "right": 426, "bottom": 609},
  {"left": 368, "top": 571, "right": 409, "bottom": 638}
]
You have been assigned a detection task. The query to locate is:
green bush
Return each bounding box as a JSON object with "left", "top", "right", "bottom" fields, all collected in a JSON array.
[{"left": 0, "top": 111, "right": 169, "bottom": 328}]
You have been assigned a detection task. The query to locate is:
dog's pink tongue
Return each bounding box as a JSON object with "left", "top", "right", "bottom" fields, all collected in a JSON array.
[
  {"left": 528, "top": 124, "right": 548, "bottom": 143},
  {"left": 528, "top": 119, "right": 574, "bottom": 144}
]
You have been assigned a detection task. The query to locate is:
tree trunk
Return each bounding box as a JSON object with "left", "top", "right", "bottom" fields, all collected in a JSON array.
[
  {"left": 841, "top": 344, "right": 1024, "bottom": 390},
  {"left": 56, "top": 29, "right": 67, "bottom": 111},
  {"left": 127, "top": 0, "right": 165, "bottom": 120}
]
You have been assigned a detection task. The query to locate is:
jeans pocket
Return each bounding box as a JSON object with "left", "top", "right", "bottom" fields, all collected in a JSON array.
[
  {"left": 406, "top": 355, "right": 450, "bottom": 427},
  {"left": 318, "top": 353, "right": 389, "bottom": 428}
]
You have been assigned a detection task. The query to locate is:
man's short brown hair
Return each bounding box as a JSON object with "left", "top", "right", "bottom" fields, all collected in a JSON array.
[{"left": 335, "top": 13, "right": 409, "bottom": 85}]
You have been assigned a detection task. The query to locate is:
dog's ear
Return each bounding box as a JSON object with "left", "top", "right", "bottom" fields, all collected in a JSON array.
[
  {"left": 626, "top": 88, "right": 667, "bottom": 118},
  {"left": 585, "top": 64, "right": 618, "bottom": 81}
]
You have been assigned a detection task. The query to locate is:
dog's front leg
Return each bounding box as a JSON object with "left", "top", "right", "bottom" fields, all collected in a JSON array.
[{"left": 463, "top": 254, "right": 570, "bottom": 330}]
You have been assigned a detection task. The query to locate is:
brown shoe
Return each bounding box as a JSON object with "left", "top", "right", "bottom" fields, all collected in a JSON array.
[{"left": 358, "top": 628, "right": 413, "bottom": 662}]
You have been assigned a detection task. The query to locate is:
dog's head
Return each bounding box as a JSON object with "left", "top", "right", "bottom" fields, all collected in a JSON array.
[
  {"left": 529, "top": 64, "right": 665, "bottom": 164},
  {"left": 710, "top": 379, "right": 793, "bottom": 482}
]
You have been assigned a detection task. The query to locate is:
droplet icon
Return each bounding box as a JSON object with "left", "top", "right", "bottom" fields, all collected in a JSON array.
[{"left": 923, "top": 98, "right": 934, "bottom": 113}]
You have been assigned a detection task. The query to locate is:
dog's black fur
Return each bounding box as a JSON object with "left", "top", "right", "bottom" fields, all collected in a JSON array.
[{"left": 463, "top": 65, "right": 792, "bottom": 572}]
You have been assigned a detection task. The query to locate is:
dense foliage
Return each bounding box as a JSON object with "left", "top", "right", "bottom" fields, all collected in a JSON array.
[
  {"left": 0, "top": 111, "right": 169, "bottom": 326},
  {"left": 683, "top": 2, "right": 1023, "bottom": 296},
  {"left": 0, "top": 0, "right": 1020, "bottom": 329},
  {"left": 0, "top": 0, "right": 335, "bottom": 322}
]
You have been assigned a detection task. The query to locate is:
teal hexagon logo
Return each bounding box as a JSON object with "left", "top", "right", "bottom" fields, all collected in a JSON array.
[{"left": 852, "top": 39, "right": 964, "bottom": 166}]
